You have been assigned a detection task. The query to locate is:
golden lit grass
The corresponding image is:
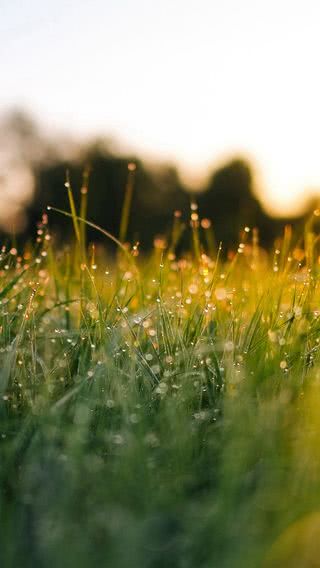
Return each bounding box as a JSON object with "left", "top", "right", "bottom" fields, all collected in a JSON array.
[{"left": 2, "top": 175, "right": 320, "bottom": 566}]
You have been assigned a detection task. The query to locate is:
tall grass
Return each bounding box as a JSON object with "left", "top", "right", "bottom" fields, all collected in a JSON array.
[{"left": 1, "top": 179, "right": 320, "bottom": 567}]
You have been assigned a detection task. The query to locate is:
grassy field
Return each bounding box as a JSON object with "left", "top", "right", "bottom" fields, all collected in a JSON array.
[{"left": 1, "top": 187, "right": 320, "bottom": 567}]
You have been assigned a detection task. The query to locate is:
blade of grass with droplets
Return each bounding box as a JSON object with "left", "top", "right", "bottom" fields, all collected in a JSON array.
[
  {"left": 47, "top": 206, "right": 137, "bottom": 270},
  {"left": 0, "top": 266, "right": 28, "bottom": 301},
  {"left": 64, "top": 170, "right": 81, "bottom": 244},
  {"left": 119, "top": 162, "right": 136, "bottom": 244}
]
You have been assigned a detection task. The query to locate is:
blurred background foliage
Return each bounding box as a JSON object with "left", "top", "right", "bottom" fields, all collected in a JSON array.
[{"left": 0, "top": 110, "right": 316, "bottom": 250}]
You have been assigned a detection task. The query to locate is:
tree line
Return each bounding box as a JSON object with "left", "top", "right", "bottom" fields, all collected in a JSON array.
[{"left": 0, "top": 111, "right": 315, "bottom": 251}]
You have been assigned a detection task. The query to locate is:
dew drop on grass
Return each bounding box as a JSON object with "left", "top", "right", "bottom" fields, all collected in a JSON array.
[{"left": 215, "top": 288, "right": 227, "bottom": 301}]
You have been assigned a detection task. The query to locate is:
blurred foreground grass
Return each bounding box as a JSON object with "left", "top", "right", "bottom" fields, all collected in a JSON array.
[{"left": 1, "top": 189, "right": 320, "bottom": 567}]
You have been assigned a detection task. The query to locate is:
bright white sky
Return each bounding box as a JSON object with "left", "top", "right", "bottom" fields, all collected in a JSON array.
[{"left": 1, "top": 0, "right": 320, "bottom": 215}]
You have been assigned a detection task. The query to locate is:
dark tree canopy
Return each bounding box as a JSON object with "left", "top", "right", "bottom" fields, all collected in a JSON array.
[
  {"left": 28, "top": 149, "right": 189, "bottom": 249},
  {"left": 197, "top": 159, "right": 262, "bottom": 247},
  {"left": 0, "top": 112, "right": 313, "bottom": 251}
]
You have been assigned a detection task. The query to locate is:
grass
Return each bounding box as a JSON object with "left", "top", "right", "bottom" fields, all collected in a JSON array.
[{"left": 1, "top": 182, "right": 320, "bottom": 567}]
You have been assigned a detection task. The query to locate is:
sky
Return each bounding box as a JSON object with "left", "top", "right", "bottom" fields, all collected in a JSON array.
[{"left": 1, "top": 0, "right": 320, "bottom": 215}]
